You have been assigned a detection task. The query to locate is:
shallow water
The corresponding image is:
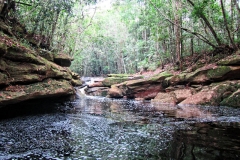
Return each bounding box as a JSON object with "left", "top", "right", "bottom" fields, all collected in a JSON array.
[{"left": 0, "top": 95, "right": 240, "bottom": 160}]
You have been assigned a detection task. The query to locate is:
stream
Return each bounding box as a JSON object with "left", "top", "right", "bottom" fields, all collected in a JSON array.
[{"left": 0, "top": 93, "right": 240, "bottom": 159}]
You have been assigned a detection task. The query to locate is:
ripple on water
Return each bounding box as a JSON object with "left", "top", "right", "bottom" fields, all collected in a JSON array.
[{"left": 0, "top": 96, "right": 240, "bottom": 159}]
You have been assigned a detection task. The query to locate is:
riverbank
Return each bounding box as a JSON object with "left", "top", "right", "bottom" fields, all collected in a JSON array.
[
  {"left": 82, "top": 49, "right": 240, "bottom": 108},
  {"left": 0, "top": 29, "right": 82, "bottom": 107}
]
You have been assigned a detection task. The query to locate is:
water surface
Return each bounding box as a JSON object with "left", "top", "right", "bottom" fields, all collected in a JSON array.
[{"left": 0, "top": 95, "right": 240, "bottom": 159}]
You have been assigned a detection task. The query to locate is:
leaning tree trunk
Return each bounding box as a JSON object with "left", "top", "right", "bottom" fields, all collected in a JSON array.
[
  {"left": 220, "top": 0, "right": 237, "bottom": 50},
  {"left": 187, "top": 0, "right": 222, "bottom": 46}
]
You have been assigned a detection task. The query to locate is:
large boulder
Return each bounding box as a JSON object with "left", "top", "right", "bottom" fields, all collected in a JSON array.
[
  {"left": 180, "top": 81, "right": 240, "bottom": 107},
  {"left": 151, "top": 92, "right": 177, "bottom": 105},
  {"left": 173, "top": 89, "right": 195, "bottom": 103},
  {"left": 117, "top": 72, "right": 172, "bottom": 99},
  {"left": 179, "top": 89, "right": 217, "bottom": 106},
  {"left": 85, "top": 87, "right": 109, "bottom": 96},
  {"left": 0, "top": 79, "right": 74, "bottom": 106},
  {"left": 108, "top": 85, "right": 123, "bottom": 98},
  {"left": 167, "top": 65, "right": 240, "bottom": 85}
]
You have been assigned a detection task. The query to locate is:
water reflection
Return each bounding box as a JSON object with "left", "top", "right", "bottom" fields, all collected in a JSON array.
[{"left": 0, "top": 95, "right": 240, "bottom": 159}]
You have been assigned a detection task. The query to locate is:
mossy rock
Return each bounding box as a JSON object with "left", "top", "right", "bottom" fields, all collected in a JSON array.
[
  {"left": 0, "top": 79, "right": 75, "bottom": 106},
  {"left": 185, "top": 66, "right": 237, "bottom": 83},
  {"left": 53, "top": 53, "right": 73, "bottom": 67},
  {"left": 217, "top": 54, "right": 240, "bottom": 66},
  {"left": 9, "top": 74, "right": 43, "bottom": 83},
  {"left": 165, "top": 73, "right": 187, "bottom": 86},
  {"left": 220, "top": 89, "right": 240, "bottom": 108},
  {"left": 2, "top": 46, "right": 44, "bottom": 65},
  {"left": 102, "top": 77, "right": 129, "bottom": 87},
  {"left": 124, "top": 71, "right": 172, "bottom": 87},
  {"left": 150, "top": 71, "right": 173, "bottom": 82},
  {"left": 39, "top": 49, "right": 54, "bottom": 61},
  {"left": 71, "top": 78, "right": 82, "bottom": 86},
  {"left": 207, "top": 66, "right": 231, "bottom": 79}
]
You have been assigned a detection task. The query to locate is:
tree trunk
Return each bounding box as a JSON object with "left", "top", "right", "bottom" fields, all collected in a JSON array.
[
  {"left": 187, "top": 0, "right": 222, "bottom": 46},
  {"left": 234, "top": 0, "right": 240, "bottom": 40},
  {"left": 191, "top": 37, "right": 194, "bottom": 56},
  {"left": 234, "top": 0, "right": 240, "bottom": 14},
  {"left": 220, "top": 0, "right": 237, "bottom": 50},
  {"left": 174, "top": 0, "right": 182, "bottom": 70},
  {"left": 50, "top": 10, "right": 60, "bottom": 48}
]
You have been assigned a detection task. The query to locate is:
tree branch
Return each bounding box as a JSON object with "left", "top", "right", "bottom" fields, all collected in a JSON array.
[
  {"left": 78, "top": 7, "right": 97, "bottom": 36},
  {"left": 149, "top": 0, "right": 217, "bottom": 48},
  {"left": 186, "top": 0, "right": 222, "bottom": 46},
  {"left": 16, "top": 1, "right": 31, "bottom": 6},
  {"left": 220, "top": 0, "right": 237, "bottom": 50}
]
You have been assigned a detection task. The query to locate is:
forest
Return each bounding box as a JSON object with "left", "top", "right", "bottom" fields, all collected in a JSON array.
[{"left": 1, "top": 0, "right": 240, "bottom": 76}]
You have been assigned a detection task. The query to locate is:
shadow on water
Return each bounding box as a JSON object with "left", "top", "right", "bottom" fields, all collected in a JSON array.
[{"left": 0, "top": 94, "right": 240, "bottom": 159}]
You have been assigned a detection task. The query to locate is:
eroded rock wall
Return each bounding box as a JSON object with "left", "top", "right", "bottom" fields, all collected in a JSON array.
[{"left": 0, "top": 33, "right": 82, "bottom": 106}]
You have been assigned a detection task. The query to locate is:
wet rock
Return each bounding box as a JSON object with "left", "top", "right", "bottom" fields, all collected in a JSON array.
[
  {"left": 175, "top": 106, "right": 203, "bottom": 118},
  {"left": 117, "top": 72, "right": 172, "bottom": 99},
  {"left": 180, "top": 81, "right": 240, "bottom": 107},
  {"left": 85, "top": 87, "right": 109, "bottom": 96},
  {"left": 0, "top": 79, "right": 75, "bottom": 106},
  {"left": 88, "top": 82, "right": 104, "bottom": 88},
  {"left": 108, "top": 85, "right": 123, "bottom": 98},
  {"left": 179, "top": 90, "right": 216, "bottom": 105},
  {"left": 151, "top": 92, "right": 177, "bottom": 105},
  {"left": 173, "top": 89, "right": 195, "bottom": 103}
]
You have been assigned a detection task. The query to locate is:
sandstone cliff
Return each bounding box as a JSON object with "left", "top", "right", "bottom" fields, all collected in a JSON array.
[{"left": 0, "top": 32, "right": 82, "bottom": 106}]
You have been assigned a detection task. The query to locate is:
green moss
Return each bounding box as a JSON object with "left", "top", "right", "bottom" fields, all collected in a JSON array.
[
  {"left": 217, "top": 54, "right": 240, "bottom": 65},
  {"left": 220, "top": 90, "right": 240, "bottom": 108},
  {"left": 207, "top": 66, "right": 231, "bottom": 79},
  {"left": 150, "top": 71, "right": 173, "bottom": 82},
  {"left": 102, "top": 77, "right": 129, "bottom": 87}
]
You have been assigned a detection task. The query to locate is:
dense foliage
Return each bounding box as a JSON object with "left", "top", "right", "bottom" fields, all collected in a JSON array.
[
  {"left": 2, "top": 0, "right": 240, "bottom": 76},
  {"left": 71, "top": 0, "right": 240, "bottom": 76}
]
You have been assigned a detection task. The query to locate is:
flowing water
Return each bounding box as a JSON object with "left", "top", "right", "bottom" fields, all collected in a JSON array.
[{"left": 0, "top": 94, "right": 240, "bottom": 160}]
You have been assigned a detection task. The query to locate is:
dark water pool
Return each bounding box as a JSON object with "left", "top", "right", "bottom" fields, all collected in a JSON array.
[{"left": 0, "top": 95, "right": 240, "bottom": 160}]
